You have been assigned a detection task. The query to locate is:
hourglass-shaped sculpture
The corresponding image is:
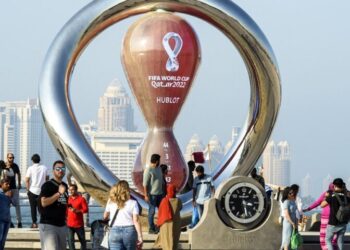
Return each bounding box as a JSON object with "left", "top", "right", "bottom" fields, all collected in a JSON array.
[{"left": 121, "top": 12, "right": 201, "bottom": 193}]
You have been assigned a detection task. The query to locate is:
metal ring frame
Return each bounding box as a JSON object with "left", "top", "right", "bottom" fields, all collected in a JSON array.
[{"left": 39, "top": 0, "right": 281, "bottom": 219}]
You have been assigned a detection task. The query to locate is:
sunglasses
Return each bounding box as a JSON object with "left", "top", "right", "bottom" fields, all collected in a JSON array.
[
  {"left": 54, "top": 167, "right": 66, "bottom": 172},
  {"left": 8, "top": 157, "right": 14, "bottom": 159}
]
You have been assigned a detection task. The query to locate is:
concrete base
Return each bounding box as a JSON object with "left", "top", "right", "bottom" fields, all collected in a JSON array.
[{"left": 189, "top": 198, "right": 282, "bottom": 250}]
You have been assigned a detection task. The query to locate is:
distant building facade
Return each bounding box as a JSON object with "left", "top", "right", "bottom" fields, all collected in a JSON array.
[
  {"left": 98, "top": 79, "right": 136, "bottom": 132},
  {"left": 263, "top": 140, "right": 291, "bottom": 186},
  {"left": 301, "top": 173, "right": 311, "bottom": 198},
  {"left": 88, "top": 131, "right": 144, "bottom": 189},
  {"left": 0, "top": 99, "right": 59, "bottom": 177}
]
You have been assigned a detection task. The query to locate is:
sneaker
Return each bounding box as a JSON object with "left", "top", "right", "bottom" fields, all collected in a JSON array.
[
  {"left": 17, "top": 223, "right": 22, "bottom": 228},
  {"left": 31, "top": 223, "right": 38, "bottom": 228},
  {"left": 148, "top": 229, "right": 158, "bottom": 234},
  {"left": 10, "top": 223, "right": 14, "bottom": 228}
]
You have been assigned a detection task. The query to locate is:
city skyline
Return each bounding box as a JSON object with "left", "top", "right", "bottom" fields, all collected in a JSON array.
[{"left": 1, "top": 1, "right": 350, "bottom": 198}]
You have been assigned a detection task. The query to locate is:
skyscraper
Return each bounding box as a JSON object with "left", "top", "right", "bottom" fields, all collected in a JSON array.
[
  {"left": 224, "top": 127, "right": 241, "bottom": 154},
  {"left": 301, "top": 173, "right": 311, "bottom": 198},
  {"left": 98, "top": 79, "right": 135, "bottom": 132},
  {"left": 184, "top": 134, "right": 205, "bottom": 162},
  {"left": 322, "top": 174, "right": 333, "bottom": 192},
  {"left": 205, "top": 135, "right": 224, "bottom": 173},
  {"left": 0, "top": 99, "right": 59, "bottom": 177},
  {"left": 262, "top": 140, "right": 291, "bottom": 186}
]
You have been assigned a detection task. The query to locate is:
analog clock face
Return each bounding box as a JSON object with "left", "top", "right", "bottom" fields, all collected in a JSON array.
[{"left": 223, "top": 182, "right": 265, "bottom": 224}]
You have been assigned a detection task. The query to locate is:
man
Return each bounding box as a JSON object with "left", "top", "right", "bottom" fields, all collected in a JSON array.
[
  {"left": 182, "top": 160, "right": 196, "bottom": 194},
  {"left": 67, "top": 184, "right": 88, "bottom": 250},
  {"left": 160, "top": 164, "right": 168, "bottom": 196},
  {"left": 143, "top": 154, "right": 164, "bottom": 234},
  {"left": 321, "top": 178, "right": 350, "bottom": 250},
  {"left": 25, "top": 154, "right": 49, "bottom": 228},
  {"left": 192, "top": 165, "right": 214, "bottom": 219},
  {"left": 4, "top": 153, "right": 22, "bottom": 228},
  {"left": 250, "top": 168, "right": 265, "bottom": 188},
  {"left": 39, "top": 160, "right": 68, "bottom": 250},
  {"left": 0, "top": 178, "right": 12, "bottom": 250},
  {"left": 67, "top": 172, "right": 90, "bottom": 226}
]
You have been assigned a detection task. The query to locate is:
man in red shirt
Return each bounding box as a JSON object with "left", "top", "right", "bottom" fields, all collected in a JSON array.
[{"left": 67, "top": 184, "right": 88, "bottom": 250}]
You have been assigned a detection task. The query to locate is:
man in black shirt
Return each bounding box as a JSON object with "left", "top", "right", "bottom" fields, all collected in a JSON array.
[
  {"left": 39, "top": 160, "right": 68, "bottom": 250},
  {"left": 5, "top": 153, "right": 22, "bottom": 228},
  {"left": 321, "top": 178, "right": 350, "bottom": 250}
]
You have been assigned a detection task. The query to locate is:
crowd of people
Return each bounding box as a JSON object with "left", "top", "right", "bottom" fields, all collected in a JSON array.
[{"left": 0, "top": 151, "right": 349, "bottom": 250}]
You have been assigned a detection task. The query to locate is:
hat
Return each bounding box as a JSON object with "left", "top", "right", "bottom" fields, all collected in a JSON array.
[{"left": 333, "top": 178, "right": 345, "bottom": 187}]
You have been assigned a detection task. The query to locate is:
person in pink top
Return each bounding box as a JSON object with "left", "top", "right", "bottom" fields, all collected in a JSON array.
[{"left": 303, "top": 184, "right": 337, "bottom": 250}]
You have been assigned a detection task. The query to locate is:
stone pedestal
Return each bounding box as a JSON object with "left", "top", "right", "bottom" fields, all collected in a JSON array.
[{"left": 189, "top": 198, "right": 282, "bottom": 249}]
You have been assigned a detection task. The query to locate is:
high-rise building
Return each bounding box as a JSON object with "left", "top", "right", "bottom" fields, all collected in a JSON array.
[
  {"left": 0, "top": 99, "right": 59, "bottom": 177},
  {"left": 301, "top": 173, "right": 311, "bottom": 198},
  {"left": 184, "top": 134, "right": 205, "bottom": 162},
  {"left": 89, "top": 131, "right": 144, "bottom": 189},
  {"left": 224, "top": 127, "right": 241, "bottom": 154},
  {"left": 98, "top": 79, "right": 135, "bottom": 132},
  {"left": 262, "top": 140, "right": 291, "bottom": 186},
  {"left": 205, "top": 135, "right": 224, "bottom": 173},
  {"left": 322, "top": 174, "right": 333, "bottom": 192}
]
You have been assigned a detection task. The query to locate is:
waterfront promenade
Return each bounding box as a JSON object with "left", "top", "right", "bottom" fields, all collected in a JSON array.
[{"left": 5, "top": 229, "right": 350, "bottom": 250}]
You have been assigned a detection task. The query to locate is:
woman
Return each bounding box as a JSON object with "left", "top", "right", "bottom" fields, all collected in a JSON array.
[
  {"left": 103, "top": 180, "right": 143, "bottom": 250},
  {"left": 303, "top": 184, "right": 337, "bottom": 250},
  {"left": 281, "top": 186, "right": 298, "bottom": 250},
  {"left": 154, "top": 184, "right": 182, "bottom": 250}
]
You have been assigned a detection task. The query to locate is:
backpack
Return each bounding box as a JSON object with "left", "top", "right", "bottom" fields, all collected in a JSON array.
[{"left": 334, "top": 193, "right": 350, "bottom": 223}]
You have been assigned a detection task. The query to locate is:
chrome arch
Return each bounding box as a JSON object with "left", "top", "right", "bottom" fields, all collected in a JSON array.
[{"left": 39, "top": 0, "right": 281, "bottom": 218}]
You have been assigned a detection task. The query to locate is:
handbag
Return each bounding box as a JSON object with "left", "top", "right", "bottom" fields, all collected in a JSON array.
[
  {"left": 290, "top": 228, "right": 303, "bottom": 249},
  {"left": 100, "top": 208, "right": 119, "bottom": 249}
]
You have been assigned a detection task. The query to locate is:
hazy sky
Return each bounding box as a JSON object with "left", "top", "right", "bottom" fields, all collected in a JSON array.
[{"left": 1, "top": 1, "right": 350, "bottom": 197}]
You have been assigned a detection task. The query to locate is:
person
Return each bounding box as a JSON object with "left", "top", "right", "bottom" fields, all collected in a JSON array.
[
  {"left": 192, "top": 165, "right": 214, "bottom": 219},
  {"left": 290, "top": 184, "right": 303, "bottom": 222},
  {"left": 0, "top": 178, "right": 12, "bottom": 250},
  {"left": 280, "top": 186, "right": 298, "bottom": 250},
  {"left": 154, "top": 184, "right": 183, "bottom": 250},
  {"left": 0, "top": 161, "right": 6, "bottom": 179},
  {"left": 39, "top": 160, "right": 68, "bottom": 250},
  {"left": 303, "top": 183, "right": 337, "bottom": 250},
  {"left": 67, "top": 172, "right": 91, "bottom": 226},
  {"left": 321, "top": 178, "right": 350, "bottom": 250},
  {"left": 160, "top": 164, "right": 168, "bottom": 196},
  {"left": 67, "top": 184, "right": 88, "bottom": 250},
  {"left": 181, "top": 160, "right": 196, "bottom": 194},
  {"left": 143, "top": 153, "right": 164, "bottom": 234},
  {"left": 25, "top": 154, "right": 49, "bottom": 228},
  {"left": 4, "top": 153, "right": 22, "bottom": 228},
  {"left": 250, "top": 167, "right": 265, "bottom": 188},
  {"left": 103, "top": 180, "right": 143, "bottom": 250}
]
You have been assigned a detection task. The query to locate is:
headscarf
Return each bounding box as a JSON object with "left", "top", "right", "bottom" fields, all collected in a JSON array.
[{"left": 157, "top": 184, "right": 176, "bottom": 227}]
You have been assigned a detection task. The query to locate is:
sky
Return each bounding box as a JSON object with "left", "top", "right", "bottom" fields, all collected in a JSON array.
[{"left": 1, "top": 1, "right": 350, "bottom": 197}]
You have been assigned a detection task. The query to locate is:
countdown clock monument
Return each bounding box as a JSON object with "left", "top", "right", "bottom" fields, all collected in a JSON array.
[{"left": 39, "top": 0, "right": 281, "bottom": 249}]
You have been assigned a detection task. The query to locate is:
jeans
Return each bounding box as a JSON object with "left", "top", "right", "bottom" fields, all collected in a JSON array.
[
  {"left": 109, "top": 226, "right": 137, "bottom": 250},
  {"left": 0, "top": 222, "right": 10, "bottom": 250},
  {"left": 148, "top": 194, "right": 163, "bottom": 231},
  {"left": 197, "top": 204, "right": 204, "bottom": 219},
  {"left": 68, "top": 226, "right": 86, "bottom": 250},
  {"left": 10, "top": 189, "right": 21, "bottom": 224},
  {"left": 326, "top": 224, "right": 347, "bottom": 250},
  {"left": 27, "top": 191, "right": 39, "bottom": 224}
]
